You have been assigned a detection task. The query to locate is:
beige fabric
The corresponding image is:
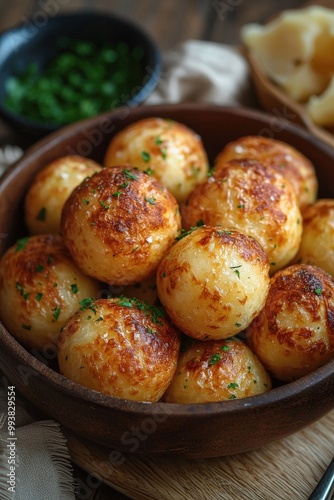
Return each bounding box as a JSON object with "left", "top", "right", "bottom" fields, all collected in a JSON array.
[{"left": 0, "top": 384, "right": 76, "bottom": 499}]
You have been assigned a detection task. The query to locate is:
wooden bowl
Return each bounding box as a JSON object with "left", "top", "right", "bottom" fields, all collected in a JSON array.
[{"left": 1, "top": 103, "right": 334, "bottom": 459}]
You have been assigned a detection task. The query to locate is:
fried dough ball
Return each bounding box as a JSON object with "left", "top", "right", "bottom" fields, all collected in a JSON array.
[
  {"left": 24, "top": 155, "right": 102, "bottom": 235},
  {"left": 245, "top": 264, "right": 334, "bottom": 382},
  {"left": 0, "top": 234, "right": 100, "bottom": 351},
  {"left": 181, "top": 160, "right": 302, "bottom": 274},
  {"left": 294, "top": 199, "right": 334, "bottom": 276},
  {"left": 214, "top": 136, "right": 317, "bottom": 211},
  {"left": 103, "top": 117, "right": 209, "bottom": 203},
  {"left": 156, "top": 226, "right": 270, "bottom": 341},
  {"left": 61, "top": 166, "right": 181, "bottom": 286},
  {"left": 57, "top": 297, "right": 181, "bottom": 402},
  {"left": 164, "top": 337, "right": 272, "bottom": 403}
]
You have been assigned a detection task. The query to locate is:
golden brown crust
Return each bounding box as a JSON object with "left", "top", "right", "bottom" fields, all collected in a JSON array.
[
  {"left": 163, "top": 338, "right": 271, "bottom": 403},
  {"left": 24, "top": 155, "right": 102, "bottom": 235},
  {"left": 246, "top": 264, "right": 334, "bottom": 381},
  {"left": 156, "top": 226, "right": 270, "bottom": 340},
  {"left": 61, "top": 166, "right": 181, "bottom": 285},
  {"left": 0, "top": 234, "right": 100, "bottom": 351},
  {"left": 181, "top": 159, "right": 302, "bottom": 273},
  {"left": 103, "top": 117, "right": 209, "bottom": 202},
  {"left": 58, "top": 297, "right": 181, "bottom": 402},
  {"left": 214, "top": 135, "right": 318, "bottom": 211}
]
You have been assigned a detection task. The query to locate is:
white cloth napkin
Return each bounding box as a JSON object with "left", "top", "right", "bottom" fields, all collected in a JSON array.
[
  {"left": 147, "top": 40, "right": 252, "bottom": 106},
  {"left": 0, "top": 40, "right": 251, "bottom": 499},
  {"left": 0, "top": 145, "right": 23, "bottom": 177},
  {"left": 0, "top": 379, "right": 76, "bottom": 499}
]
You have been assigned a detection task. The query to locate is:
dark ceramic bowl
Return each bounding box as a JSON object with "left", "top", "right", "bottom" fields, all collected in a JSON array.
[
  {"left": 1, "top": 104, "right": 334, "bottom": 459},
  {"left": 0, "top": 11, "right": 161, "bottom": 141}
]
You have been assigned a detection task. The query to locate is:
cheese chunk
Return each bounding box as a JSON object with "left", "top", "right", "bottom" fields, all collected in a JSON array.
[{"left": 242, "top": 6, "right": 334, "bottom": 101}]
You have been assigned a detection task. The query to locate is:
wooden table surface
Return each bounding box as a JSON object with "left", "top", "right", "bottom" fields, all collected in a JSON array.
[{"left": 1, "top": 1, "right": 333, "bottom": 499}]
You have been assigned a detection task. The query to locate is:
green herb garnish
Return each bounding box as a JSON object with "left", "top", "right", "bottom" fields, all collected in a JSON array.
[
  {"left": 16, "top": 282, "right": 29, "bottom": 300},
  {"left": 79, "top": 297, "right": 97, "bottom": 314},
  {"left": 99, "top": 200, "right": 110, "bottom": 210},
  {"left": 117, "top": 296, "right": 166, "bottom": 325},
  {"left": 141, "top": 151, "right": 151, "bottom": 162},
  {"left": 52, "top": 306, "right": 61, "bottom": 322},
  {"left": 36, "top": 207, "right": 47, "bottom": 221},
  {"left": 71, "top": 284, "right": 79, "bottom": 294},
  {"left": 145, "top": 197, "right": 156, "bottom": 205},
  {"left": 15, "top": 237, "right": 29, "bottom": 252},
  {"left": 209, "top": 354, "right": 221, "bottom": 365},
  {"left": 175, "top": 220, "right": 204, "bottom": 241},
  {"left": 122, "top": 168, "right": 137, "bottom": 180},
  {"left": 5, "top": 38, "right": 146, "bottom": 126}
]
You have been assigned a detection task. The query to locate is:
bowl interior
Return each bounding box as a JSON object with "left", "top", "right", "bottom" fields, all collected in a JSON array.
[
  {"left": 0, "top": 11, "right": 162, "bottom": 139},
  {"left": 1, "top": 103, "right": 334, "bottom": 458}
]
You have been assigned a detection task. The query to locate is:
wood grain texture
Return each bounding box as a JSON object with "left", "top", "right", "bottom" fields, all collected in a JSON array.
[{"left": 66, "top": 410, "right": 334, "bottom": 500}]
